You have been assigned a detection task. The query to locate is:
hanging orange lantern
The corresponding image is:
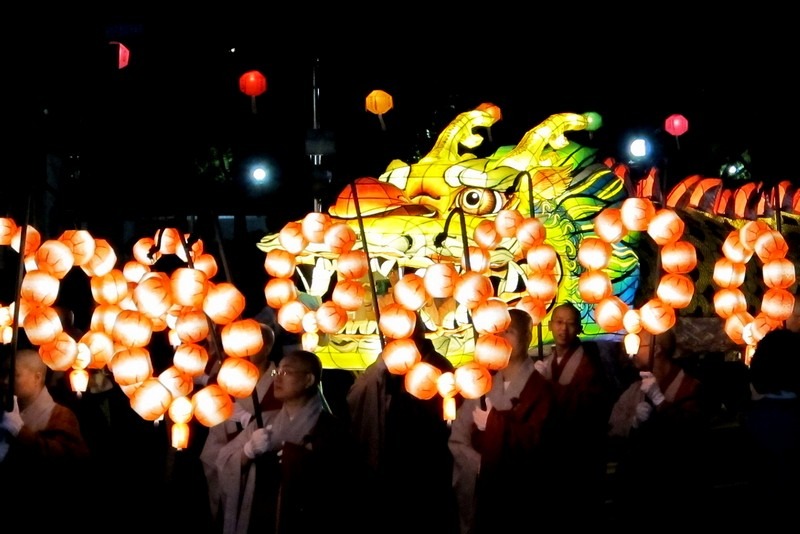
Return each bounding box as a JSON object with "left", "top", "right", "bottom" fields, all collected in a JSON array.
[
  {"left": 639, "top": 298, "right": 676, "bottom": 335},
  {"left": 404, "top": 362, "right": 442, "bottom": 400},
  {"left": 721, "top": 231, "right": 754, "bottom": 264},
  {"left": 474, "top": 333, "right": 512, "bottom": 370},
  {"left": 79, "top": 330, "right": 115, "bottom": 369},
  {"left": 239, "top": 70, "right": 267, "bottom": 114},
  {"left": 112, "top": 346, "right": 153, "bottom": 386},
  {"left": 221, "top": 318, "right": 264, "bottom": 358},
  {"left": 173, "top": 343, "right": 209, "bottom": 377},
  {"left": 277, "top": 300, "right": 309, "bottom": 334},
  {"left": 754, "top": 230, "right": 789, "bottom": 262},
  {"left": 35, "top": 239, "right": 75, "bottom": 279},
  {"left": 526, "top": 244, "right": 558, "bottom": 274},
  {"left": 39, "top": 332, "right": 79, "bottom": 371},
  {"left": 130, "top": 378, "right": 172, "bottom": 421},
  {"left": 661, "top": 241, "right": 697, "bottom": 274},
  {"left": 21, "top": 270, "right": 60, "bottom": 306},
  {"left": 515, "top": 296, "right": 547, "bottom": 326},
  {"left": 193, "top": 253, "right": 218, "bottom": 279},
  {"left": 323, "top": 223, "right": 357, "bottom": 255},
  {"left": 713, "top": 288, "right": 747, "bottom": 319},
  {"left": 382, "top": 338, "right": 421, "bottom": 375},
  {"left": 462, "top": 246, "right": 491, "bottom": 274},
  {"left": 0, "top": 217, "right": 18, "bottom": 245},
  {"left": 170, "top": 268, "right": 209, "bottom": 308},
  {"left": 171, "top": 422, "right": 190, "bottom": 450},
  {"left": 473, "top": 220, "right": 502, "bottom": 250},
  {"left": 23, "top": 306, "right": 63, "bottom": 345},
  {"left": 90, "top": 303, "right": 122, "bottom": 335},
  {"left": 264, "top": 249, "right": 297, "bottom": 279},
  {"left": 204, "top": 282, "right": 246, "bottom": 325},
  {"left": 578, "top": 237, "right": 612, "bottom": 271},
  {"left": 264, "top": 278, "right": 299, "bottom": 310},
  {"left": 472, "top": 298, "right": 511, "bottom": 335},
  {"left": 712, "top": 258, "right": 746, "bottom": 288},
  {"left": 379, "top": 303, "right": 417, "bottom": 340},
  {"left": 647, "top": 209, "right": 685, "bottom": 245},
  {"left": 91, "top": 269, "right": 129, "bottom": 305},
  {"left": 278, "top": 221, "right": 308, "bottom": 255},
  {"left": 193, "top": 384, "right": 234, "bottom": 427},
  {"left": 11, "top": 224, "right": 41, "bottom": 256},
  {"left": 437, "top": 371, "right": 458, "bottom": 399},
  {"left": 724, "top": 311, "right": 754, "bottom": 345},
  {"left": 761, "top": 288, "right": 794, "bottom": 321},
  {"left": 525, "top": 273, "right": 558, "bottom": 303},
  {"left": 423, "top": 263, "right": 459, "bottom": 299},
  {"left": 620, "top": 197, "right": 656, "bottom": 232},
  {"left": 365, "top": 89, "right": 393, "bottom": 130},
  {"left": 157, "top": 366, "right": 194, "bottom": 399},
  {"left": 69, "top": 369, "right": 89, "bottom": 395},
  {"left": 393, "top": 273, "right": 428, "bottom": 311},
  {"left": 656, "top": 273, "right": 694, "bottom": 309},
  {"left": 301, "top": 212, "right": 332, "bottom": 244},
  {"left": 594, "top": 207, "right": 627, "bottom": 244},
  {"left": 169, "top": 396, "right": 194, "bottom": 424},
  {"left": 81, "top": 238, "right": 117, "bottom": 277},
  {"left": 623, "top": 332, "right": 641, "bottom": 356},
  {"left": 495, "top": 209, "right": 524, "bottom": 238},
  {"left": 454, "top": 362, "right": 492, "bottom": 399},
  {"left": 336, "top": 250, "right": 369, "bottom": 280},
  {"left": 315, "top": 301, "right": 348, "bottom": 334},
  {"left": 578, "top": 270, "right": 612, "bottom": 304},
  {"left": 332, "top": 279, "right": 365, "bottom": 311},
  {"left": 112, "top": 309, "right": 153, "bottom": 347},
  {"left": 175, "top": 309, "right": 210, "bottom": 344},
  {"left": 595, "top": 296, "right": 628, "bottom": 333},
  {"left": 455, "top": 271, "right": 494, "bottom": 310},
  {"left": 217, "top": 357, "right": 259, "bottom": 399},
  {"left": 132, "top": 236, "right": 159, "bottom": 265},
  {"left": 762, "top": 258, "right": 796, "bottom": 289},
  {"left": 515, "top": 217, "right": 547, "bottom": 251},
  {"left": 623, "top": 309, "right": 642, "bottom": 334},
  {"left": 739, "top": 220, "right": 772, "bottom": 250}
]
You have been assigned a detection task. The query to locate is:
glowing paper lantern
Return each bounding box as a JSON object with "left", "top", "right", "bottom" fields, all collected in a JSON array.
[
  {"left": 473, "top": 333, "right": 512, "bottom": 370},
  {"left": 157, "top": 366, "right": 194, "bottom": 399},
  {"left": 336, "top": 250, "right": 369, "bottom": 280},
  {"left": 91, "top": 269, "right": 129, "bottom": 305},
  {"left": 332, "top": 279, "right": 365, "bottom": 311},
  {"left": 495, "top": 209, "right": 524, "bottom": 238},
  {"left": 595, "top": 296, "right": 628, "bottom": 333},
  {"left": 301, "top": 212, "right": 332, "bottom": 244},
  {"left": 754, "top": 230, "right": 789, "bottom": 262},
  {"left": 379, "top": 304, "right": 417, "bottom": 340},
  {"left": 382, "top": 338, "right": 421, "bottom": 375},
  {"left": 623, "top": 332, "right": 641, "bottom": 355},
  {"left": 132, "top": 237, "right": 160, "bottom": 265},
  {"left": 473, "top": 220, "right": 502, "bottom": 250},
  {"left": 455, "top": 271, "right": 494, "bottom": 310},
  {"left": 264, "top": 278, "right": 299, "bottom": 309},
  {"left": 175, "top": 309, "right": 210, "bottom": 344},
  {"left": 656, "top": 273, "right": 694, "bottom": 309},
  {"left": 437, "top": 372, "right": 458, "bottom": 399},
  {"left": 112, "top": 309, "right": 154, "bottom": 347},
  {"left": 578, "top": 237, "right": 612, "bottom": 270},
  {"left": 526, "top": 244, "right": 558, "bottom": 274},
  {"left": 169, "top": 396, "right": 194, "bottom": 424},
  {"left": 11, "top": 225, "right": 41, "bottom": 256},
  {"left": 393, "top": 273, "right": 428, "bottom": 311},
  {"left": 762, "top": 258, "right": 796, "bottom": 289},
  {"left": 405, "top": 362, "right": 442, "bottom": 400},
  {"left": 620, "top": 197, "right": 656, "bottom": 232},
  {"left": 0, "top": 217, "right": 18, "bottom": 245},
  {"left": 724, "top": 311, "right": 754, "bottom": 345},
  {"left": 515, "top": 296, "right": 547, "bottom": 326},
  {"left": 623, "top": 309, "right": 642, "bottom": 334},
  {"left": 594, "top": 207, "right": 626, "bottom": 244},
  {"left": 722, "top": 231, "right": 754, "bottom": 264},
  {"left": 82, "top": 238, "right": 117, "bottom": 277},
  {"left": 739, "top": 220, "right": 772, "bottom": 250},
  {"left": 277, "top": 300, "right": 309, "bottom": 334},
  {"left": 170, "top": 268, "right": 209, "bottom": 308},
  {"left": 639, "top": 298, "right": 676, "bottom": 335},
  {"left": 661, "top": 241, "right": 697, "bottom": 274},
  {"left": 323, "top": 223, "right": 357, "bottom": 255},
  {"left": 578, "top": 270, "right": 612, "bottom": 304},
  {"left": 23, "top": 306, "right": 63, "bottom": 345},
  {"left": 664, "top": 113, "right": 689, "bottom": 147},
  {"left": 454, "top": 362, "right": 492, "bottom": 399},
  {"left": 79, "top": 330, "right": 115, "bottom": 369},
  {"left": 423, "top": 263, "right": 459, "bottom": 299},
  {"left": 173, "top": 343, "right": 209, "bottom": 377},
  {"left": 647, "top": 209, "right": 685, "bottom": 245},
  {"left": 515, "top": 217, "right": 547, "bottom": 251},
  {"left": 130, "top": 378, "right": 172, "bottom": 421},
  {"left": 171, "top": 422, "right": 190, "bottom": 450},
  {"left": 21, "top": 270, "right": 60, "bottom": 306},
  {"left": 217, "top": 357, "right": 259, "bottom": 398},
  {"left": 761, "top": 288, "right": 794, "bottom": 321},
  {"left": 112, "top": 347, "right": 153, "bottom": 386},
  {"left": 278, "top": 222, "right": 308, "bottom": 255},
  {"left": 712, "top": 258, "right": 746, "bottom": 288},
  {"left": 365, "top": 89, "right": 393, "bottom": 130},
  {"left": 462, "top": 246, "right": 490, "bottom": 274},
  {"left": 39, "top": 331, "right": 79, "bottom": 371},
  {"left": 90, "top": 303, "right": 122, "bottom": 336},
  {"left": 204, "top": 282, "right": 246, "bottom": 325},
  {"left": 69, "top": 369, "right": 89, "bottom": 394},
  {"left": 525, "top": 273, "right": 558, "bottom": 303},
  {"left": 713, "top": 288, "right": 747, "bottom": 319},
  {"left": 472, "top": 298, "right": 511, "bottom": 335},
  {"left": 193, "top": 254, "right": 218, "bottom": 279},
  {"left": 221, "top": 318, "right": 264, "bottom": 358},
  {"left": 315, "top": 302, "right": 348, "bottom": 334},
  {"left": 35, "top": 239, "right": 75, "bottom": 279},
  {"left": 239, "top": 70, "right": 267, "bottom": 113}
]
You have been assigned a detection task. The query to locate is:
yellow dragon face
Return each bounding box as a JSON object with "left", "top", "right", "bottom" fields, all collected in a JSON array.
[{"left": 258, "top": 109, "right": 641, "bottom": 370}]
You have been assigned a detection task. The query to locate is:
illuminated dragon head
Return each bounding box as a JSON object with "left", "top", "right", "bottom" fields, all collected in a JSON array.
[{"left": 258, "top": 109, "right": 641, "bottom": 370}]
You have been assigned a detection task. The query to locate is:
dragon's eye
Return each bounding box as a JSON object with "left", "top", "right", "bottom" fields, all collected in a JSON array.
[{"left": 456, "top": 188, "right": 506, "bottom": 216}]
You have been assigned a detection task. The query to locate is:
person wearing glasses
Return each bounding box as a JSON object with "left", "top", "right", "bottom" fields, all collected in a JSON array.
[{"left": 208, "top": 349, "right": 363, "bottom": 534}]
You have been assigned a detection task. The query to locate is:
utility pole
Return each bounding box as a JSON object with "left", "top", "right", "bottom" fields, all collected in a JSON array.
[{"left": 305, "top": 57, "right": 335, "bottom": 212}]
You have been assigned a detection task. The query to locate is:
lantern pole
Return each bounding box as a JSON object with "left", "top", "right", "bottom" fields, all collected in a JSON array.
[
  {"left": 350, "top": 183, "right": 385, "bottom": 350},
  {"left": 517, "top": 170, "right": 546, "bottom": 360}
]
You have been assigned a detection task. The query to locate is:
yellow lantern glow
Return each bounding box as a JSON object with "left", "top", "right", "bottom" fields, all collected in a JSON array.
[
  {"left": 69, "top": 369, "right": 89, "bottom": 394},
  {"left": 382, "top": 338, "right": 421, "bottom": 375},
  {"left": 171, "top": 422, "right": 190, "bottom": 450},
  {"left": 404, "top": 362, "right": 442, "bottom": 400},
  {"left": 623, "top": 332, "right": 641, "bottom": 356},
  {"left": 217, "top": 357, "right": 259, "bottom": 398}
]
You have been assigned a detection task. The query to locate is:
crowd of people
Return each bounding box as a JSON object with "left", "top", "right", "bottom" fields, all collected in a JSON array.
[{"left": 1, "top": 299, "right": 799, "bottom": 533}]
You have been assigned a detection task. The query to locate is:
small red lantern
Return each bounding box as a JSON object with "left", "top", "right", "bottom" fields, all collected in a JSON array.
[
  {"left": 664, "top": 114, "right": 689, "bottom": 147},
  {"left": 239, "top": 70, "right": 267, "bottom": 114}
]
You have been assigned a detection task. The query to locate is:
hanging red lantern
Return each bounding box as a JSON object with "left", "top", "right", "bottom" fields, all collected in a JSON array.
[
  {"left": 665, "top": 114, "right": 689, "bottom": 148},
  {"left": 239, "top": 70, "right": 267, "bottom": 114}
]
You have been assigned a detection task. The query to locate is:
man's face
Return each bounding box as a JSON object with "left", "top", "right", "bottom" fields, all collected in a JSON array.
[
  {"left": 271, "top": 355, "right": 312, "bottom": 401},
  {"left": 549, "top": 307, "right": 580, "bottom": 347},
  {"left": 13, "top": 365, "right": 40, "bottom": 404}
]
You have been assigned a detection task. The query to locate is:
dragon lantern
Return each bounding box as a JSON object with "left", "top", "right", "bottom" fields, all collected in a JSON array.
[{"left": 258, "top": 109, "right": 642, "bottom": 370}]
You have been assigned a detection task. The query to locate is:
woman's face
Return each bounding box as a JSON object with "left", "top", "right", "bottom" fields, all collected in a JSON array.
[{"left": 271, "top": 355, "right": 313, "bottom": 401}]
